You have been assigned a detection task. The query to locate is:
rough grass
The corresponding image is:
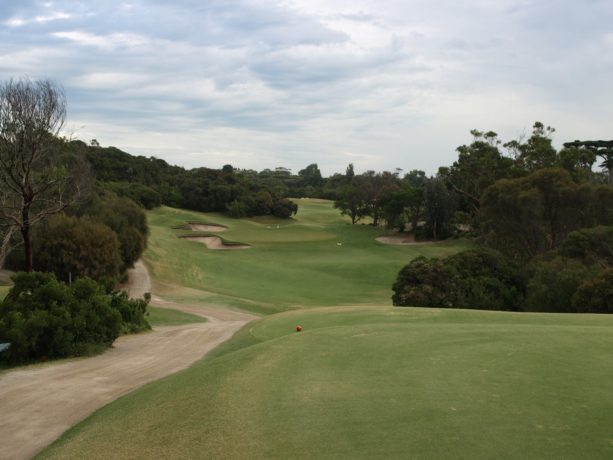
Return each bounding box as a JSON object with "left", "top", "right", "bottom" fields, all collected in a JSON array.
[
  {"left": 0, "top": 285, "right": 9, "bottom": 301},
  {"left": 146, "top": 306, "right": 206, "bottom": 327},
  {"left": 145, "top": 199, "right": 472, "bottom": 314},
  {"left": 41, "top": 306, "right": 613, "bottom": 459}
]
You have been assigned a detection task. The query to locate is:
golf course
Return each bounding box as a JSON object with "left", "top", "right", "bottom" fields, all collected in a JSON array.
[{"left": 32, "top": 198, "right": 613, "bottom": 459}]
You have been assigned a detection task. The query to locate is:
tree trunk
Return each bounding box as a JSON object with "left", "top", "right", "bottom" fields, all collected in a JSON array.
[
  {"left": 0, "top": 226, "right": 16, "bottom": 269},
  {"left": 21, "top": 207, "right": 33, "bottom": 272}
]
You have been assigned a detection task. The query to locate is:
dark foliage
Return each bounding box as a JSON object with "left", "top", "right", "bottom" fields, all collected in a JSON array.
[
  {"left": 72, "top": 141, "right": 299, "bottom": 218},
  {"left": 393, "top": 248, "right": 524, "bottom": 310},
  {"left": 572, "top": 269, "right": 613, "bottom": 313},
  {"left": 0, "top": 272, "right": 150, "bottom": 365}
]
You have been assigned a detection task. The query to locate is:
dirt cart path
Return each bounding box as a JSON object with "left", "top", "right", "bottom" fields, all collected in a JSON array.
[{"left": 0, "top": 261, "right": 256, "bottom": 460}]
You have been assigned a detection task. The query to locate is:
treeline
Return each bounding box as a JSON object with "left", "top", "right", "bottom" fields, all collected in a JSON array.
[
  {"left": 392, "top": 122, "right": 613, "bottom": 313},
  {"left": 5, "top": 187, "right": 148, "bottom": 284},
  {"left": 0, "top": 78, "right": 152, "bottom": 367},
  {"left": 69, "top": 140, "right": 298, "bottom": 218}
]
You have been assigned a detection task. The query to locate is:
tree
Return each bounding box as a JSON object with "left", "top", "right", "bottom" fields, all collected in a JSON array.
[
  {"left": 298, "top": 163, "right": 323, "bottom": 187},
  {"left": 34, "top": 215, "right": 122, "bottom": 283},
  {"left": 507, "top": 122, "right": 558, "bottom": 173},
  {"left": 0, "top": 78, "right": 83, "bottom": 271},
  {"left": 421, "top": 178, "right": 456, "bottom": 240},
  {"left": 563, "top": 140, "right": 613, "bottom": 184},
  {"left": 572, "top": 269, "right": 613, "bottom": 313},
  {"left": 392, "top": 248, "right": 523, "bottom": 310},
  {"left": 345, "top": 163, "right": 355, "bottom": 183},
  {"left": 439, "top": 130, "right": 514, "bottom": 219},
  {"left": 334, "top": 177, "right": 370, "bottom": 224},
  {"left": 481, "top": 168, "right": 581, "bottom": 260}
]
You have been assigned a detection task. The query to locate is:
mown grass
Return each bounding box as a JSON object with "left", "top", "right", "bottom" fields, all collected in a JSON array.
[
  {"left": 42, "top": 306, "right": 613, "bottom": 459},
  {"left": 144, "top": 199, "right": 472, "bottom": 314},
  {"left": 146, "top": 306, "right": 206, "bottom": 327}
]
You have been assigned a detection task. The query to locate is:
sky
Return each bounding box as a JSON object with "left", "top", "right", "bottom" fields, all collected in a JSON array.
[{"left": 1, "top": 0, "right": 612, "bottom": 176}]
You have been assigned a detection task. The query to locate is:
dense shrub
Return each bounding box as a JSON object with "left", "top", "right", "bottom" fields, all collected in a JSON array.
[
  {"left": 524, "top": 256, "right": 596, "bottom": 312},
  {"left": 34, "top": 215, "right": 122, "bottom": 282},
  {"left": 112, "top": 291, "right": 151, "bottom": 334},
  {"left": 226, "top": 200, "right": 247, "bottom": 218},
  {"left": 104, "top": 181, "right": 162, "bottom": 209},
  {"left": 74, "top": 189, "right": 148, "bottom": 271},
  {"left": 272, "top": 198, "right": 298, "bottom": 218},
  {"left": 446, "top": 249, "right": 524, "bottom": 310},
  {"left": 572, "top": 269, "right": 613, "bottom": 313},
  {"left": 558, "top": 226, "right": 613, "bottom": 267},
  {"left": 392, "top": 257, "right": 456, "bottom": 307},
  {"left": 0, "top": 272, "right": 150, "bottom": 365},
  {"left": 393, "top": 248, "right": 523, "bottom": 310}
]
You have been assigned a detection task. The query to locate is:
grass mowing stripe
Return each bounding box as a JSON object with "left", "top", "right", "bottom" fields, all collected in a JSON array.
[{"left": 144, "top": 200, "right": 472, "bottom": 312}]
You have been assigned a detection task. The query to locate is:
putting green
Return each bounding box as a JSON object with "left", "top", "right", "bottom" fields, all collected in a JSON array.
[
  {"left": 144, "top": 199, "right": 472, "bottom": 314},
  {"left": 42, "top": 306, "right": 613, "bottom": 459}
]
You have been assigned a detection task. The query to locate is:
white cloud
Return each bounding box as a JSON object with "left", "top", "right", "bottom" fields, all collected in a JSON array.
[
  {"left": 53, "top": 31, "right": 148, "bottom": 49},
  {"left": 4, "top": 11, "right": 71, "bottom": 27},
  {"left": 2, "top": 0, "right": 612, "bottom": 176}
]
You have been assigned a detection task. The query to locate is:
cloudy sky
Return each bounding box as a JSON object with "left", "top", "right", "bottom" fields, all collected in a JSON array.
[{"left": 1, "top": 1, "right": 611, "bottom": 175}]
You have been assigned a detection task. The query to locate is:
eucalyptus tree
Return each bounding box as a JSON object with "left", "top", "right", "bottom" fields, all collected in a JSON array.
[{"left": 0, "top": 78, "right": 85, "bottom": 271}]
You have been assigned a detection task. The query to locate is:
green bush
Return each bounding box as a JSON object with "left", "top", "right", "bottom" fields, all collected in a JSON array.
[
  {"left": 392, "top": 248, "right": 524, "bottom": 310},
  {"left": 392, "top": 257, "right": 456, "bottom": 307},
  {"left": 572, "top": 269, "right": 613, "bottom": 313},
  {"left": 111, "top": 291, "right": 151, "bottom": 334},
  {"left": 558, "top": 226, "right": 613, "bottom": 267},
  {"left": 104, "top": 181, "right": 162, "bottom": 209},
  {"left": 524, "top": 256, "right": 596, "bottom": 312},
  {"left": 226, "top": 200, "right": 247, "bottom": 218},
  {"left": 34, "top": 215, "right": 122, "bottom": 283},
  {"left": 272, "top": 198, "right": 298, "bottom": 218},
  {"left": 0, "top": 272, "right": 150, "bottom": 365}
]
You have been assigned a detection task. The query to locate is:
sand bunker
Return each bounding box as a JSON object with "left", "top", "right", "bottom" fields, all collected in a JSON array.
[
  {"left": 181, "top": 236, "right": 251, "bottom": 250},
  {"left": 180, "top": 223, "right": 227, "bottom": 232},
  {"left": 375, "top": 234, "right": 430, "bottom": 245}
]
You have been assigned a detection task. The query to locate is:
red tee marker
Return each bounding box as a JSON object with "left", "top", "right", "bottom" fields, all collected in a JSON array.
[{"left": 296, "top": 325, "right": 302, "bottom": 332}]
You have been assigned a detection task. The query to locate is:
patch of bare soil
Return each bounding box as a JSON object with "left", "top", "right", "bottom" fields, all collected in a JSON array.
[
  {"left": 182, "top": 236, "right": 251, "bottom": 250},
  {"left": 375, "top": 234, "right": 430, "bottom": 245},
  {"left": 0, "top": 268, "right": 15, "bottom": 285},
  {"left": 0, "top": 260, "right": 256, "bottom": 460}
]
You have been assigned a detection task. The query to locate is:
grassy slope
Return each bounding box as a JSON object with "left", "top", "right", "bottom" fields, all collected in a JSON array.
[
  {"left": 146, "top": 306, "right": 206, "bottom": 327},
  {"left": 145, "top": 199, "right": 471, "bottom": 313},
  {"left": 42, "top": 306, "right": 613, "bottom": 459},
  {"left": 41, "top": 201, "right": 613, "bottom": 459},
  {"left": 0, "top": 285, "right": 9, "bottom": 301}
]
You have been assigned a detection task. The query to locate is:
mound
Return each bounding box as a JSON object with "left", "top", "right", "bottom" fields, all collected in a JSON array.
[
  {"left": 376, "top": 234, "right": 429, "bottom": 245},
  {"left": 181, "top": 236, "right": 251, "bottom": 250}
]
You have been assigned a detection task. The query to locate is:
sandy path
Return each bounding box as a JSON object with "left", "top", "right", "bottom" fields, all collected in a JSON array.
[{"left": 0, "top": 261, "right": 256, "bottom": 460}]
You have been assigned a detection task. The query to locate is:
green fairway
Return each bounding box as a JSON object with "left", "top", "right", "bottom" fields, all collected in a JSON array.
[
  {"left": 42, "top": 306, "right": 613, "bottom": 459},
  {"left": 145, "top": 200, "right": 471, "bottom": 314},
  {"left": 37, "top": 201, "right": 613, "bottom": 459},
  {"left": 146, "top": 306, "right": 206, "bottom": 327}
]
